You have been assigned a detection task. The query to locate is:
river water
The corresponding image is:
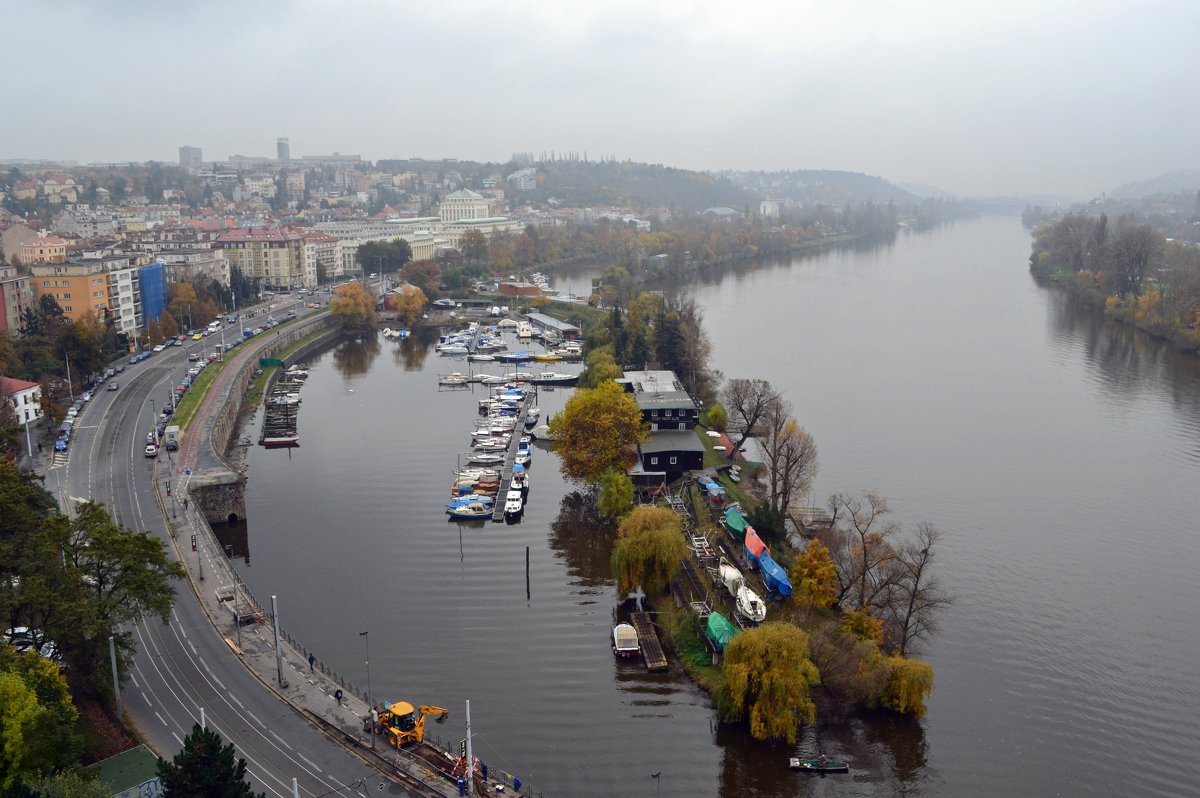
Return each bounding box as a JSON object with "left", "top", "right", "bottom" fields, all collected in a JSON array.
[{"left": 236, "top": 215, "right": 1200, "bottom": 797}]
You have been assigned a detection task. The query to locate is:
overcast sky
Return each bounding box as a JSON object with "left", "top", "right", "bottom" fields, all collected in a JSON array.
[{"left": 7, "top": 0, "right": 1198, "bottom": 197}]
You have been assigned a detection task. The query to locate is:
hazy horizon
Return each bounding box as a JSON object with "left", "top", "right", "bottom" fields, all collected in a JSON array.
[{"left": 7, "top": 0, "right": 1199, "bottom": 199}]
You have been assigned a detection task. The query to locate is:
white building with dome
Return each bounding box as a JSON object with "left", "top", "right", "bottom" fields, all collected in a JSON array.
[{"left": 439, "top": 188, "right": 490, "bottom": 223}]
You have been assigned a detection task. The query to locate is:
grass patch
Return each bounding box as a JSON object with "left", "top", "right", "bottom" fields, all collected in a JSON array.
[
  {"left": 175, "top": 318, "right": 328, "bottom": 432},
  {"left": 662, "top": 605, "right": 724, "bottom": 696},
  {"left": 174, "top": 358, "right": 225, "bottom": 432}
]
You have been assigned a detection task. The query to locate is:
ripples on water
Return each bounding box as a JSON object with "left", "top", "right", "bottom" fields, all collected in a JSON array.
[{"left": 237, "top": 216, "right": 1200, "bottom": 796}]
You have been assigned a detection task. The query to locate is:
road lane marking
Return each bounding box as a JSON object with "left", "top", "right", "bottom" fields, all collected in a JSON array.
[
  {"left": 297, "top": 752, "right": 322, "bottom": 773},
  {"left": 268, "top": 729, "right": 293, "bottom": 750},
  {"left": 228, "top": 692, "right": 244, "bottom": 708},
  {"left": 142, "top": 692, "right": 152, "bottom": 706},
  {"left": 172, "top": 732, "right": 183, "bottom": 746},
  {"left": 155, "top": 711, "right": 167, "bottom": 726},
  {"left": 245, "top": 710, "right": 264, "bottom": 728}
]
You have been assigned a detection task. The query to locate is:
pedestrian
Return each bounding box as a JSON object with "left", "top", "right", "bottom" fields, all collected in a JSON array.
[
  {"left": 308, "top": 653, "right": 315, "bottom": 672},
  {"left": 37, "top": 442, "right": 43, "bottom": 454},
  {"left": 334, "top": 688, "right": 343, "bottom": 706}
]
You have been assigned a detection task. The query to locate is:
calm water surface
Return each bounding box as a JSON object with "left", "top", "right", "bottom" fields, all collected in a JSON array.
[{"left": 238, "top": 216, "right": 1200, "bottom": 797}]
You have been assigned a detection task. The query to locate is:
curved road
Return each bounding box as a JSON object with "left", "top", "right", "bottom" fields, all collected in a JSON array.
[{"left": 54, "top": 288, "right": 414, "bottom": 798}]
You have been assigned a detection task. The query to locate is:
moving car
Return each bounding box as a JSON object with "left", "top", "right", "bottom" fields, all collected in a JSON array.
[
  {"left": 107, "top": 382, "right": 119, "bottom": 391},
  {"left": 152, "top": 344, "right": 166, "bottom": 353}
]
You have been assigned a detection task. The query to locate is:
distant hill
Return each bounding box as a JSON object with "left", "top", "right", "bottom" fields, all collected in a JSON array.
[
  {"left": 723, "top": 169, "right": 918, "bottom": 205},
  {"left": 1111, "top": 168, "right": 1200, "bottom": 199},
  {"left": 526, "top": 159, "right": 759, "bottom": 212},
  {"left": 897, "top": 182, "right": 954, "bottom": 199}
]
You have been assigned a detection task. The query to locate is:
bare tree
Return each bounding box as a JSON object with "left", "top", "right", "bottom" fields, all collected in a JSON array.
[
  {"left": 721, "top": 378, "right": 782, "bottom": 459},
  {"left": 820, "top": 491, "right": 898, "bottom": 611},
  {"left": 881, "top": 523, "right": 952, "bottom": 657},
  {"left": 760, "top": 397, "right": 819, "bottom": 515},
  {"left": 1106, "top": 218, "right": 1161, "bottom": 298}
]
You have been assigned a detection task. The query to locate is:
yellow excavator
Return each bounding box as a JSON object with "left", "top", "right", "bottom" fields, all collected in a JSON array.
[{"left": 368, "top": 701, "right": 449, "bottom": 748}]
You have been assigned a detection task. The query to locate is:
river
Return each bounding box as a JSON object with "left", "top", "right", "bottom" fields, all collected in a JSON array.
[{"left": 234, "top": 215, "right": 1200, "bottom": 797}]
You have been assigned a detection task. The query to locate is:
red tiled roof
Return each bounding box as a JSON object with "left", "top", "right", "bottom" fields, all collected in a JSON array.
[
  {"left": 0, "top": 376, "right": 40, "bottom": 395},
  {"left": 20, "top": 235, "right": 67, "bottom": 247}
]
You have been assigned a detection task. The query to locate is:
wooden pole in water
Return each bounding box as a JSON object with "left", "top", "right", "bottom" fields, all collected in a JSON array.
[{"left": 526, "top": 546, "right": 530, "bottom": 600}]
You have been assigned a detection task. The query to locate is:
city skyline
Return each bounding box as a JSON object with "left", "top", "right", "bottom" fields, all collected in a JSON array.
[{"left": 6, "top": 0, "right": 1200, "bottom": 198}]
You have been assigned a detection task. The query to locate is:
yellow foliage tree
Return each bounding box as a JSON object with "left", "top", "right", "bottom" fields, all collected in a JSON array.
[
  {"left": 548, "top": 380, "right": 648, "bottom": 482},
  {"left": 719, "top": 622, "right": 820, "bottom": 743},
  {"left": 392, "top": 284, "right": 427, "bottom": 328},
  {"left": 330, "top": 281, "right": 377, "bottom": 330},
  {"left": 610, "top": 505, "right": 687, "bottom": 594},
  {"left": 840, "top": 608, "right": 884, "bottom": 644},
  {"left": 530, "top": 294, "right": 550, "bottom": 309},
  {"left": 882, "top": 657, "right": 935, "bottom": 717},
  {"left": 792, "top": 540, "right": 838, "bottom": 609}
]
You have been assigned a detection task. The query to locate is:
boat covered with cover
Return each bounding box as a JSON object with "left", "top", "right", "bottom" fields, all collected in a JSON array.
[
  {"left": 705, "top": 611, "right": 740, "bottom": 652},
  {"left": 759, "top": 552, "right": 792, "bottom": 596}
]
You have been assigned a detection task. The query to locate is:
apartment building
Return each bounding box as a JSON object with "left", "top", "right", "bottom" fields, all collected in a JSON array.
[
  {"left": 0, "top": 263, "right": 32, "bottom": 335},
  {"left": 214, "top": 228, "right": 308, "bottom": 289}
]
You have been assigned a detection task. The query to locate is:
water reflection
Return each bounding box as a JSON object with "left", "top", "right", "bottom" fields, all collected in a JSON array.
[
  {"left": 331, "top": 333, "right": 381, "bottom": 377},
  {"left": 548, "top": 489, "right": 618, "bottom": 587},
  {"left": 392, "top": 326, "right": 437, "bottom": 371}
]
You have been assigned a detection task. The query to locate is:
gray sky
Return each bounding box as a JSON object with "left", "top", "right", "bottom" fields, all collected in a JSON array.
[{"left": 7, "top": 0, "right": 1199, "bottom": 197}]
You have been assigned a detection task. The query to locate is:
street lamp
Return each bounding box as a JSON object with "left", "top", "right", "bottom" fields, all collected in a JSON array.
[{"left": 360, "top": 630, "right": 373, "bottom": 749}]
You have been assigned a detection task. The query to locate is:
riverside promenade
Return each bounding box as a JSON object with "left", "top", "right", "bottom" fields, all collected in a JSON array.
[{"left": 152, "top": 316, "right": 463, "bottom": 798}]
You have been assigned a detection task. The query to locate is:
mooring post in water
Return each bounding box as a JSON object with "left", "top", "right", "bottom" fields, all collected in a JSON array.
[{"left": 526, "top": 546, "right": 530, "bottom": 600}]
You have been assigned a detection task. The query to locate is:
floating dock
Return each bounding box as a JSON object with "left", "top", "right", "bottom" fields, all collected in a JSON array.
[
  {"left": 631, "top": 611, "right": 668, "bottom": 672},
  {"left": 491, "top": 390, "right": 536, "bottom": 521}
]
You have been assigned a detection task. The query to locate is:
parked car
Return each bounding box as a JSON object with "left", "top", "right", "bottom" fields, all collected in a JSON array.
[
  {"left": 107, "top": 382, "right": 119, "bottom": 391},
  {"left": 144, "top": 443, "right": 159, "bottom": 458}
]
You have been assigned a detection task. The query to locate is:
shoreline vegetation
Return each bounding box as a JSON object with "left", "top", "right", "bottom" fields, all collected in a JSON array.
[
  {"left": 542, "top": 229, "right": 951, "bottom": 745},
  {"left": 1028, "top": 213, "right": 1200, "bottom": 355}
]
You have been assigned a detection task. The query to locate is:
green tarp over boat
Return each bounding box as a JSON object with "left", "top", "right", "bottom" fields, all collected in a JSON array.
[
  {"left": 706, "top": 611, "right": 740, "bottom": 651},
  {"left": 724, "top": 506, "right": 749, "bottom": 534}
]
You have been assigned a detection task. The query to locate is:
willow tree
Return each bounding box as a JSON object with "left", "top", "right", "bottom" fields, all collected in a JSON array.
[
  {"left": 610, "top": 505, "right": 687, "bottom": 594},
  {"left": 549, "top": 379, "right": 647, "bottom": 483},
  {"left": 882, "top": 657, "right": 935, "bottom": 717},
  {"left": 718, "top": 622, "right": 820, "bottom": 743},
  {"left": 597, "top": 468, "right": 633, "bottom": 520}
]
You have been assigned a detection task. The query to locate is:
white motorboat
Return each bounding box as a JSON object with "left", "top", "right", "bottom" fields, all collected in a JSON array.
[
  {"left": 440, "top": 344, "right": 469, "bottom": 356},
  {"left": 735, "top": 583, "right": 768, "bottom": 623},
  {"left": 466, "top": 451, "right": 505, "bottom": 465},
  {"left": 503, "top": 489, "right": 524, "bottom": 518},
  {"left": 612, "top": 623, "right": 640, "bottom": 657},
  {"left": 719, "top": 559, "right": 767, "bottom": 623},
  {"left": 528, "top": 424, "right": 553, "bottom": 440},
  {"left": 480, "top": 375, "right": 510, "bottom": 385},
  {"left": 467, "top": 353, "right": 495, "bottom": 362},
  {"left": 439, "top": 373, "right": 469, "bottom": 386}
]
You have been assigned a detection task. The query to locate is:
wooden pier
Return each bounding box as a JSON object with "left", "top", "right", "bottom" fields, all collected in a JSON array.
[
  {"left": 631, "top": 611, "right": 668, "bottom": 672},
  {"left": 490, "top": 391, "right": 536, "bottom": 521}
]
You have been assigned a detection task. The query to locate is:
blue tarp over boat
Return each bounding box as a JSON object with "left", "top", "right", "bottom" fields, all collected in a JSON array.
[{"left": 759, "top": 552, "right": 792, "bottom": 597}]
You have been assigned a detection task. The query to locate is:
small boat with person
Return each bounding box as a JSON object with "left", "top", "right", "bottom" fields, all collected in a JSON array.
[{"left": 789, "top": 756, "right": 849, "bottom": 774}]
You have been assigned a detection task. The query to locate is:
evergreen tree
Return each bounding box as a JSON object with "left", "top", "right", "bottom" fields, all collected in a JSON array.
[{"left": 158, "top": 724, "right": 265, "bottom": 798}]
